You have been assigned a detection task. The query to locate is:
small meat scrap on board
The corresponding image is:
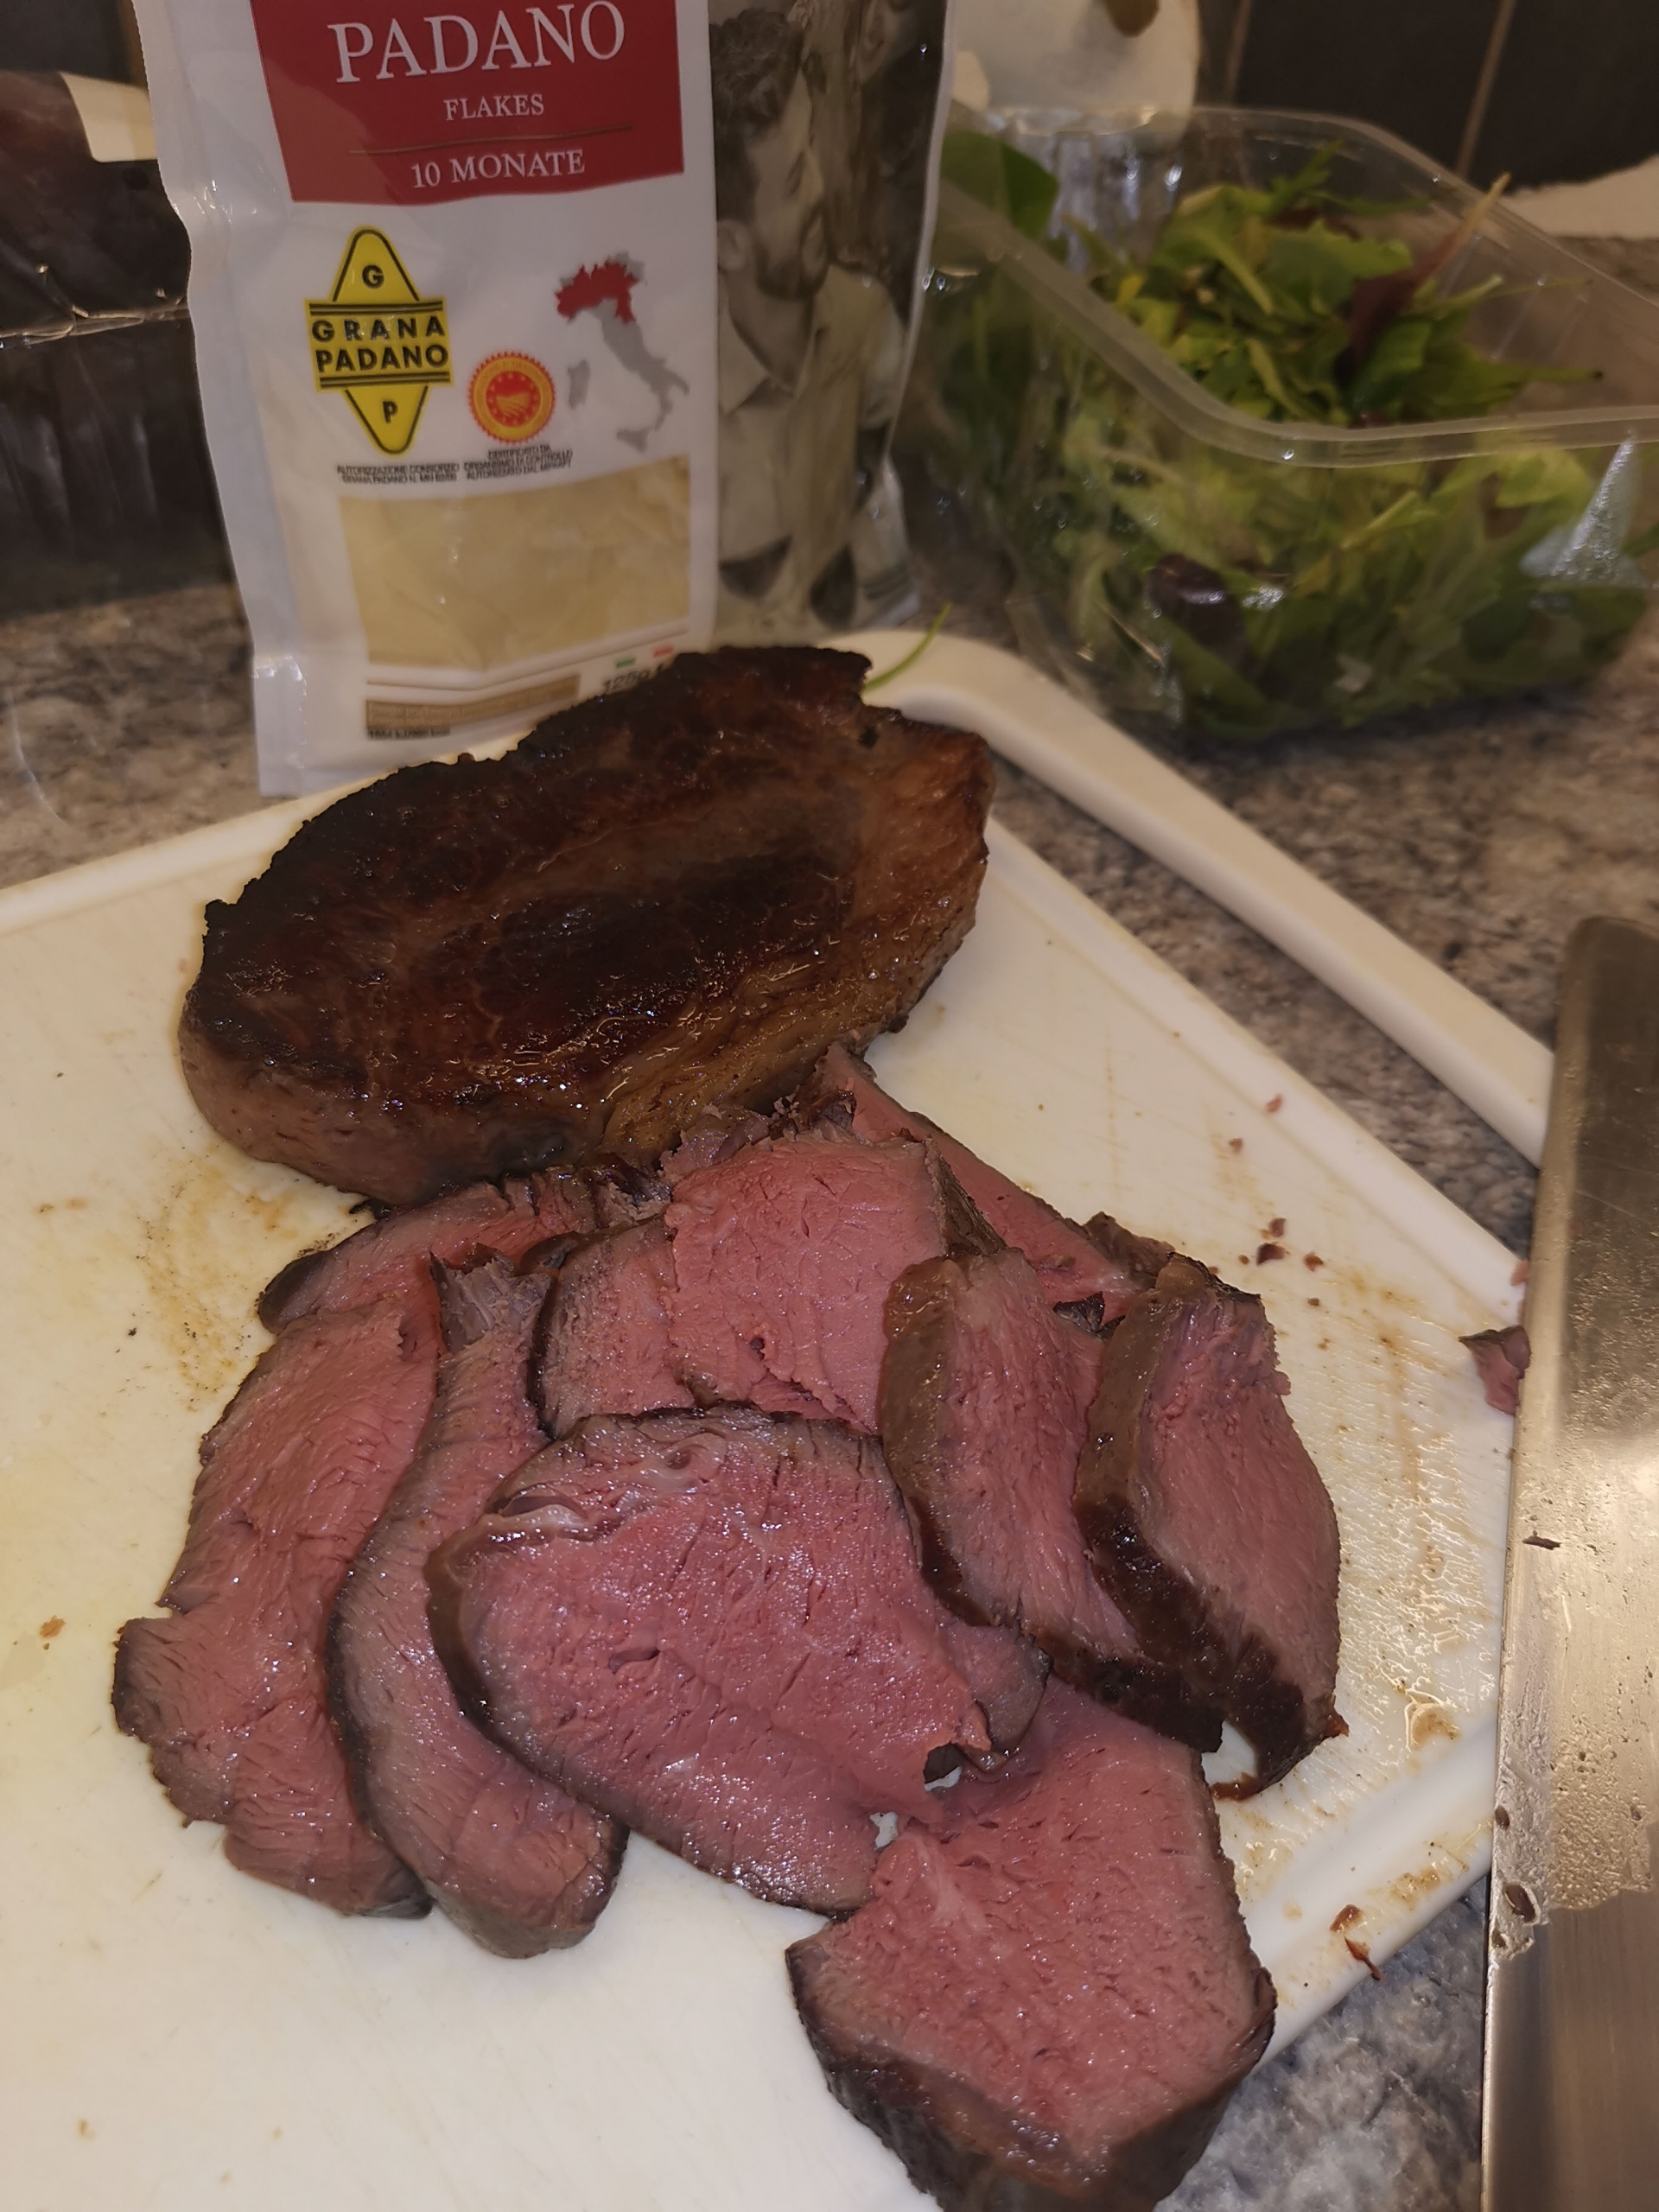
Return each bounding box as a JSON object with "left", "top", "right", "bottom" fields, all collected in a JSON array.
[
  {"left": 112, "top": 1171, "right": 591, "bottom": 1916},
  {"left": 788, "top": 1682, "right": 1275, "bottom": 2212},
  {"left": 329, "top": 1253, "right": 624, "bottom": 1955},
  {"left": 180, "top": 648, "right": 993, "bottom": 1205},
  {"left": 1461, "top": 1322, "right": 1530, "bottom": 1414},
  {"left": 880, "top": 1247, "right": 1218, "bottom": 1750},
  {"left": 429, "top": 1408, "right": 1027, "bottom": 1914},
  {"left": 1076, "top": 1255, "right": 1344, "bottom": 1793}
]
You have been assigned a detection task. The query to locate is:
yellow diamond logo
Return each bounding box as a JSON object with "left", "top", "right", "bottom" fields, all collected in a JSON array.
[{"left": 306, "top": 228, "right": 451, "bottom": 455}]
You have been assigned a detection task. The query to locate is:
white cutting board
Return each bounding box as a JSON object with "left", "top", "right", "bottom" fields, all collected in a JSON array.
[{"left": 0, "top": 807, "right": 1518, "bottom": 2212}]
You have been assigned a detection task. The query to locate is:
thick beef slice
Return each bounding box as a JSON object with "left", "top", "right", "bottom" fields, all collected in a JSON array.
[
  {"left": 329, "top": 1255, "right": 623, "bottom": 1955},
  {"left": 664, "top": 1132, "right": 957, "bottom": 1431},
  {"left": 537, "top": 1128, "right": 982, "bottom": 1438},
  {"left": 1076, "top": 1255, "right": 1343, "bottom": 1792},
  {"left": 881, "top": 1249, "right": 1219, "bottom": 1751},
  {"left": 114, "top": 1300, "right": 433, "bottom": 1915},
  {"left": 802, "top": 1045, "right": 1163, "bottom": 1317},
  {"left": 258, "top": 1170, "right": 598, "bottom": 1330},
  {"left": 789, "top": 1682, "right": 1275, "bottom": 2212},
  {"left": 430, "top": 1408, "right": 998, "bottom": 1913},
  {"left": 181, "top": 649, "right": 992, "bottom": 1205},
  {"left": 114, "top": 1171, "right": 594, "bottom": 1914},
  {"left": 538, "top": 1217, "right": 695, "bottom": 1436}
]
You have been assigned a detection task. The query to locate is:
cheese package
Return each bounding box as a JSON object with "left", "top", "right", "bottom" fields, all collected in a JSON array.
[
  {"left": 133, "top": 2, "right": 956, "bottom": 794},
  {"left": 135, "top": 0, "right": 716, "bottom": 792}
]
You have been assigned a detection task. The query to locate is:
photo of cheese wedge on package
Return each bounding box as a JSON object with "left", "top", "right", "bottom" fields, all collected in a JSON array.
[{"left": 135, "top": 0, "right": 720, "bottom": 791}]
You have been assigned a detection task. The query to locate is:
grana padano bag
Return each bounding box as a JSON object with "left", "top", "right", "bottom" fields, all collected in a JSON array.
[{"left": 133, "top": 2, "right": 956, "bottom": 794}]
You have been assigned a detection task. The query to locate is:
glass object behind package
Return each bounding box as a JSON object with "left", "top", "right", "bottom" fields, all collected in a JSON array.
[
  {"left": 903, "top": 107, "right": 1659, "bottom": 741},
  {"left": 0, "top": 71, "right": 230, "bottom": 615}
]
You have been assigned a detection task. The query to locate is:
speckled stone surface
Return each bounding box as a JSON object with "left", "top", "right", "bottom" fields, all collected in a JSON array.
[
  {"left": 0, "top": 582, "right": 261, "bottom": 887},
  {"left": 1135, "top": 610, "right": 1659, "bottom": 1062},
  {"left": 1169, "top": 1886, "right": 1489, "bottom": 2212},
  {"left": 3, "top": 235, "right": 1655, "bottom": 2212}
]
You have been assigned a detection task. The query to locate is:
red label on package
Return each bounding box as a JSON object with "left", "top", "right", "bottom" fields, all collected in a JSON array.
[{"left": 249, "top": 2, "right": 684, "bottom": 206}]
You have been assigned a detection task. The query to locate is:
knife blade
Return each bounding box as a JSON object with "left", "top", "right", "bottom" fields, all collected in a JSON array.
[{"left": 1483, "top": 914, "right": 1659, "bottom": 2209}]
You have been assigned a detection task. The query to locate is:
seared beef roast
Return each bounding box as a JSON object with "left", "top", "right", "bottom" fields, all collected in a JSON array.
[
  {"left": 429, "top": 1408, "right": 1009, "bottom": 1913},
  {"left": 1076, "top": 1255, "right": 1343, "bottom": 1793},
  {"left": 881, "top": 1249, "right": 1219, "bottom": 1751},
  {"left": 180, "top": 650, "right": 992, "bottom": 1205},
  {"left": 328, "top": 1254, "right": 624, "bottom": 1955},
  {"left": 798, "top": 1044, "right": 1167, "bottom": 1316},
  {"left": 113, "top": 1172, "right": 588, "bottom": 1914},
  {"left": 788, "top": 1682, "right": 1275, "bottom": 2212}
]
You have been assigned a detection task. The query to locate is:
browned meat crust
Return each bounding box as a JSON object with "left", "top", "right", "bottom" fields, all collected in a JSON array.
[{"left": 179, "top": 648, "right": 992, "bottom": 1205}]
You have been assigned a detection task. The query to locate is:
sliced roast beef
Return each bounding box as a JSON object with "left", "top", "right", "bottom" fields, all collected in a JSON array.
[
  {"left": 788, "top": 1681, "right": 1275, "bottom": 2212},
  {"left": 799, "top": 1044, "right": 1165, "bottom": 1317},
  {"left": 1076, "top": 1255, "right": 1343, "bottom": 1792},
  {"left": 113, "top": 1171, "right": 593, "bottom": 1914},
  {"left": 329, "top": 1254, "right": 624, "bottom": 1955},
  {"left": 429, "top": 1408, "right": 1006, "bottom": 1913},
  {"left": 537, "top": 1126, "right": 990, "bottom": 1438},
  {"left": 538, "top": 1217, "right": 695, "bottom": 1436},
  {"left": 113, "top": 1299, "right": 433, "bottom": 1915},
  {"left": 881, "top": 1249, "right": 1219, "bottom": 1751},
  {"left": 662, "top": 1131, "right": 973, "bottom": 1432},
  {"left": 257, "top": 1170, "right": 599, "bottom": 1331},
  {"left": 180, "top": 648, "right": 992, "bottom": 1205}
]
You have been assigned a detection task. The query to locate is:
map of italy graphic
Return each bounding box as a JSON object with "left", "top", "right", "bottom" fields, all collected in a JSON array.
[{"left": 556, "top": 257, "right": 688, "bottom": 453}]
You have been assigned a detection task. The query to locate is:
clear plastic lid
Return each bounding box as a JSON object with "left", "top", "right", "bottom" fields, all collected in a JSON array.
[{"left": 935, "top": 104, "right": 1659, "bottom": 468}]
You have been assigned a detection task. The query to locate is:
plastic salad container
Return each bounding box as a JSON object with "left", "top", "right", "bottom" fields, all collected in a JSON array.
[{"left": 902, "top": 105, "right": 1659, "bottom": 740}]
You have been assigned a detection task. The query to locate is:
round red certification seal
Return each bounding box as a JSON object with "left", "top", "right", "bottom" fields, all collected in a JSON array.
[{"left": 468, "top": 353, "right": 555, "bottom": 442}]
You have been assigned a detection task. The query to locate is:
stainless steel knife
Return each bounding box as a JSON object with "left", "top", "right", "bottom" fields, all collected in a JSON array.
[{"left": 1483, "top": 914, "right": 1659, "bottom": 2209}]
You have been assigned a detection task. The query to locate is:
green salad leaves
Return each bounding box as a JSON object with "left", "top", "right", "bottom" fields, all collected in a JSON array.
[{"left": 915, "top": 133, "right": 1654, "bottom": 739}]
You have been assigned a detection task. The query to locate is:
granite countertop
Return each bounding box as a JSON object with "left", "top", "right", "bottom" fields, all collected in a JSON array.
[{"left": 5, "top": 235, "right": 1656, "bottom": 2212}]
